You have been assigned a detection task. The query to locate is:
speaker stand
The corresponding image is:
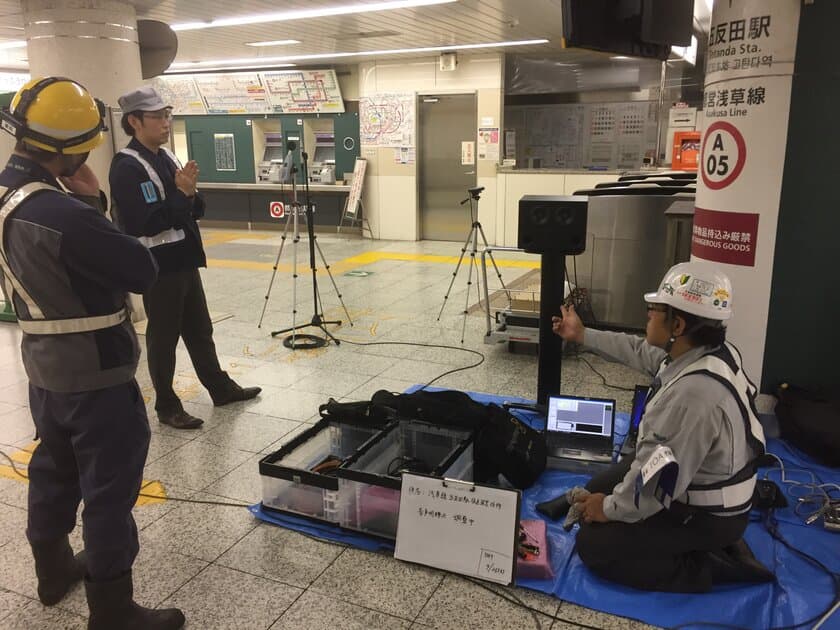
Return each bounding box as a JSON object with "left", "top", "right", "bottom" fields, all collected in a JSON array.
[{"left": 537, "top": 252, "right": 566, "bottom": 405}]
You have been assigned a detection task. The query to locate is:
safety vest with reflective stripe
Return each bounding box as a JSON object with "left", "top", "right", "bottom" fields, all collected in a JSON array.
[
  {"left": 646, "top": 342, "right": 766, "bottom": 514},
  {"left": 118, "top": 147, "right": 186, "bottom": 249},
  {"left": 0, "top": 182, "right": 127, "bottom": 335}
]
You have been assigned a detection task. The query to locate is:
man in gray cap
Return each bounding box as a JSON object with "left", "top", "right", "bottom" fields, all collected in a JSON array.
[{"left": 109, "top": 86, "right": 260, "bottom": 430}]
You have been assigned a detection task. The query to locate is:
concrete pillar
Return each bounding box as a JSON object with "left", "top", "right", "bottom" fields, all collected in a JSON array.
[{"left": 21, "top": 0, "right": 143, "bottom": 194}]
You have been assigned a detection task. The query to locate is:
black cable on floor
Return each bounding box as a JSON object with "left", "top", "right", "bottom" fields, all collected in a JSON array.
[
  {"left": 575, "top": 354, "right": 636, "bottom": 392},
  {"left": 0, "top": 448, "right": 28, "bottom": 479},
  {"left": 335, "top": 338, "right": 485, "bottom": 389},
  {"left": 462, "top": 575, "right": 628, "bottom": 630},
  {"left": 2, "top": 447, "right": 348, "bottom": 549},
  {"left": 669, "top": 511, "right": 840, "bottom": 630}
]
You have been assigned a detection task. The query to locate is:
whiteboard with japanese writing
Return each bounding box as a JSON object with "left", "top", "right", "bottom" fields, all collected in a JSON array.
[{"left": 394, "top": 474, "right": 520, "bottom": 585}]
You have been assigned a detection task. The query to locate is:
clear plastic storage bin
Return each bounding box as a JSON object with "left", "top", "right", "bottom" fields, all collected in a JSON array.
[
  {"left": 259, "top": 420, "right": 381, "bottom": 522},
  {"left": 337, "top": 420, "right": 474, "bottom": 539}
]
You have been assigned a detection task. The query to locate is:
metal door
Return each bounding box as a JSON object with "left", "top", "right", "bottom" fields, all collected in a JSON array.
[{"left": 419, "top": 94, "right": 477, "bottom": 241}]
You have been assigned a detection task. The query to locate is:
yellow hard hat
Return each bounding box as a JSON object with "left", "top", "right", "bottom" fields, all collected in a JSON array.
[{"left": 0, "top": 77, "right": 107, "bottom": 154}]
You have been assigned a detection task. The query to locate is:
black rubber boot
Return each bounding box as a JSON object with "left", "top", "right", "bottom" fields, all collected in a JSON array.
[
  {"left": 85, "top": 571, "right": 185, "bottom": 630},
  {"left": 30, "top": 537, "right": 86, "bottom": 606},
  {"left": 706, "top": 538, "right": 776, "bottom": 585}
]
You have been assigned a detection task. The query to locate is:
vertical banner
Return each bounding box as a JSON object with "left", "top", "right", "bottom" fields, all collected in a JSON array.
[{"left": 694, "top": 0, "right": 801, "bottom": 383}]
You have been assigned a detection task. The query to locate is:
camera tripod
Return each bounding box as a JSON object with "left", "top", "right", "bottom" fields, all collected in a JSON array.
[
  {"left": 437, "top": 186, "right": 507, "bottom": 343},
  {"left": 257, "top": 145, "right": 352, "bottom": 349}
]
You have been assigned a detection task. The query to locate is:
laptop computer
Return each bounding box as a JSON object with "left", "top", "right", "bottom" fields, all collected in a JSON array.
[
  {"left": 619, "top": 385, "right": 651, "bottom": 457},
  {"left": 544, "top": 395, "right": 616, "bottom": 465}
]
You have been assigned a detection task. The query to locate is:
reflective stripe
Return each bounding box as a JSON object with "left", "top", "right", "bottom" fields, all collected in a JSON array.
[
  {"left": 646, "top": 343, "right": 766, "bottom": 513},
  {"left": 685, "top": 477, "right": 756, "bottom": 510},
  {"left": 648, "top": 343, "right": 765, "bottom": 454},
  {"left": 0, "top": 182, "right": 56, "bottom": 319},
  {"left": 137, "top": 228, "right": 185, "bottom": 248},
  {"left": 0, "top": 182, "right": 127, "bottom": 335},
  {"left": 17, "top": 309, "right": 127, "bottom": 335},
  {"left": 119, "top": 148, "right": 188, "bottom": 249},
  {"left": 161, "top": 147, "right": 183, "bottom": 170},
  {"left": 119, "top": 148, "right": 167, "bottom": 201}
]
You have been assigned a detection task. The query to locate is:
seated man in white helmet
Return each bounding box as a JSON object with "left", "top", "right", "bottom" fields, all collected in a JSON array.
[{"left": 551, "top": 262, "right": 774, "bottom": 592}]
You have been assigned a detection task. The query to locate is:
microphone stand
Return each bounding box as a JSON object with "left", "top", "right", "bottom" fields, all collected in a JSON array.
[{"left": 272, "top": 149, "right": 342, "bottom": 349}]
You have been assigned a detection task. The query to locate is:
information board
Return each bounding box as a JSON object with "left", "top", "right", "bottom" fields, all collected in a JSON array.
[
  {"left": 394, "top": 474, "right": 520, "bottom": 586},
  {"left": 213, "top": 133, "right": 236, "bottom": 171},
  {"left": 508, "top": 101, "right": 658, "bottom": 170},
  {"left": 343, "top": 158, "right": 367, "bottom": 219},
  {"left": 359, "top": 93, "right": 415, "bottom": 147},
  {"left": 261, "top": 70, "right": 344, "bottom": 114},
  {"left": 193, "top": 73, "right": 271, "bottom": 114},
  {"left": 151, "top": 76, "right": 207, "bottom": 115}
]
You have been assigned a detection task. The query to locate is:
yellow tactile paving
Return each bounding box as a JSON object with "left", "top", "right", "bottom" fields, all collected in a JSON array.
[
  {"left": 206, "top": 250, "right": 540, "bottom": 274},
  {"left": 200, "top": 231, "right": 274, "bottom": 248},
  {"left": 0, "top": 442, "right": 167, "bottom": 507}
]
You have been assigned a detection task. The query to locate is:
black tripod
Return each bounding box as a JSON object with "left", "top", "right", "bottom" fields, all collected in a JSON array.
[
  {"left": 437, "top": 186, "right": 507, "bottom": 343},
  {"left": 258, "top": 144, "right": 351, "bottom": 349}
]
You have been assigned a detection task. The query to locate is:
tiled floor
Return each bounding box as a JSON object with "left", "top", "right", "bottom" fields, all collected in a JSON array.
[{"left": 0, "top": 228, "right": 657, "bottom": 629}]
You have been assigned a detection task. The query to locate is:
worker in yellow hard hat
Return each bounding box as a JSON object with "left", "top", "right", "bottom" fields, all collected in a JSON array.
[{"left": 0, "top": 77, "right": 184, "bottom": 629}]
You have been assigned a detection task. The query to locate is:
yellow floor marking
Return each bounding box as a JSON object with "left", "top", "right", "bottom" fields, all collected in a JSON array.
[
  {"left": 201, "top": 231, "right": 274, "bottom": 248},
  {"left": 10, "top": 450, "right": 31, "bottom": 465},
  {"left": 136, "top": 480, "right": 168, "bottom": 506},
  {"left": 1, "top": 442, "right": 167, "bottom": 507},
  {"left": 206, "top": 250, "right": 540, "bottom": 274},
  {"left": 0, "top": 465, "right": 23, "bottom": 481}
]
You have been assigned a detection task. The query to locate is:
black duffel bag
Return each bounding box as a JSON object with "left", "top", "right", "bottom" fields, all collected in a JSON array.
[{"left": 775, "top": 383, "right": 840, "bottom": 468}]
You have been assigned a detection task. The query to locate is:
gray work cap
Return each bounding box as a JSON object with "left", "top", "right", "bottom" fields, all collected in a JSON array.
[{"left": 118, "top": 86, "right": 170, "bottom": 112}]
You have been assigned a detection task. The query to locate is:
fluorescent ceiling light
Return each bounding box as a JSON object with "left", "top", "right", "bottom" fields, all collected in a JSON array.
[
  {"left": 168, "top": 39, "right": 549, "bottom": 70},
  {"left": 172, "top": 0, "right": 457, "bottom": 32},
  {"left": 0, "top": 40, "right": 27, "bottom": 50},
  {"left": 611, "top": 56, "right": 633, "bottom": 60},
  {"left": 704, "top": 0, "right": 714, "bottom": 12},
  {"left": 246, "top": 39, "right": 301, "bottom": 47}
]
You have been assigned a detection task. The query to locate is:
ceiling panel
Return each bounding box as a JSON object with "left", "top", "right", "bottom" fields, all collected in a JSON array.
[
  {"left": 0, "top": 0, "right": 705, "bottom": 73},
  {"left": 0, "top": 0, "right": 580, "bottom": 71}
]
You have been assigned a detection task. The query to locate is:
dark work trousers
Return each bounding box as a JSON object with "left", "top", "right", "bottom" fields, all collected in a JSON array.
[
  {"left": 27, "top": 380, "right": 150, "bottom": 580},
  {"left": 577, "top": 455, "right": 750, "bottom": 592},
  {"left": 143, "top": 268, "right": 233, "bottom": 413}
]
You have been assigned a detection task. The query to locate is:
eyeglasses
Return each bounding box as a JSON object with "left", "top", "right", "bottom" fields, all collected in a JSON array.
[
  {"left": 646, "top": 304, "right": 669, "bottom": 313},
  {"left": 143, "top": 111, "right": 173, "bottom": 121}
]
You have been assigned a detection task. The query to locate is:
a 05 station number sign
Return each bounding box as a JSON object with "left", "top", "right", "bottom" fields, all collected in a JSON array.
[{"left": 700, "top": 121, "right": 747, "bottom": 191}]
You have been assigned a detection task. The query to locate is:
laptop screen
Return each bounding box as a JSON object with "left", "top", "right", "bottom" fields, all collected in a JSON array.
[
  {"left": 629, "top": 385, "right": 650, "bottom": 432},
  {"left": 546, "top": 395, "right": 615, "bottom": 438}
]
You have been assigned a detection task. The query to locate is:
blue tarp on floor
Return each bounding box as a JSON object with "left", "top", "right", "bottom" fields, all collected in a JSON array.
[{"left": 254, "top": 388, "right": 840, "bottom": 629}]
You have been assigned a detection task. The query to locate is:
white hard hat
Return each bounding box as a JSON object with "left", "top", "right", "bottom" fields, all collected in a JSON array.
[{"left": 644, "top": 262, "right": 733, "bottom": 320}]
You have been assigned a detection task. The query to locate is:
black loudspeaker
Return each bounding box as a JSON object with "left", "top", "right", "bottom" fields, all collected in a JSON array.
[{"left": 518, "top": 195, "right": 588, "bottom": 255}]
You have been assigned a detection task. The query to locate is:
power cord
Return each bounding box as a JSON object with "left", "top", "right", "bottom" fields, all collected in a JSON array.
[
  {"left": 461, "top": 574, "right": 645, "bottom": 630},
  {"left": 760, "top": 453, "right": 840, "bottom": 527},
  {"left": 575, "top": 354, "right": 636, "bottom": 393},
  {"left": 759, "top": 510, "right": 840, "bottom": 630},
  {"left": 1, "top": 448, "right": 348, "bottom": 549},
  {"left": 334, "top": 338, "right": 485, "bottom": 389},
  {"left": 1, "top": 448, "right": 250, "bottom": 509}
]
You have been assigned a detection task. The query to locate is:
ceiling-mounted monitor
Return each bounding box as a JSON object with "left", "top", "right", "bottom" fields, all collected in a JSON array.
[{"left": 561, "top": 0, "right": 693, "bottom": 61}]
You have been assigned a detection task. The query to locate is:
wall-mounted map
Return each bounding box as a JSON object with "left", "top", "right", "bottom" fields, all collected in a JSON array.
[
  {"left": 193, "top": 73, "right": 271, "bottom": 114},
  {"left": 262, "top": 70, "right": 344, "bottom": 114},
  {"left": 152, "top": 70, "right": 345, "bottom": 116},
  {"left": 152, "top": 76, "right": 207, "bottom": 115},
  {"left": 359, "top": 93, "right": 415, "bottom": 147}
]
